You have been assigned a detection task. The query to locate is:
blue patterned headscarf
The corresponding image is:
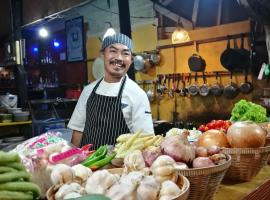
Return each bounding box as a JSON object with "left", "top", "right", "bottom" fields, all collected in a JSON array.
[{"left": 101, "top": 33, "right": 133, "bottom": 51}]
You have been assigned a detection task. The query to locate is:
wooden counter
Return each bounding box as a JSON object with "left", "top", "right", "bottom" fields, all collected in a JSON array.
[{"left": 215, "top": 165, "right": 270, "bottom": 200}]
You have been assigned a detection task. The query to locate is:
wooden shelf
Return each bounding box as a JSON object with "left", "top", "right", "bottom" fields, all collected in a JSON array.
[{"left": 0, "top": 121, "right": 32, "bottom": 127}]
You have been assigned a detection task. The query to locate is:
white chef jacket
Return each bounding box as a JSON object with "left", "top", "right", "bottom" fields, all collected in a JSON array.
[{"left": 68, "top": 75, "right": 154, "bottom": 134}]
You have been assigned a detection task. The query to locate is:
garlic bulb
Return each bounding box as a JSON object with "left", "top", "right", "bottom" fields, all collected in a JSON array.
[
  {"left": 159, "top": 180, "right": 182, "bottom": 200},
  {"left": 55, "top": 183, "right": 82, "bottom": 200},
  {"left": 150, "top": 155, "right": 178, "bottom": 183},
  {"left": 85, "top": 170, "right": 118, "bottom": 194},
  {"left": 136, "top": 176, "right": 160, "bottom": 200},
  {"left": 106, "top": 183, "right": 137, "bottom": 200},
  {"left": 71, "top": 164, "right": 92, "bottom": 184},
  {"left": 124, "top": 150, "right": 145, "bottom": 173},
  {"left": 63, "top": 192, "right": 82, "bottom": 199},
  {"left": 119, "top": 171, "right": 144, "bottom": 186},
  {"left": 50, "top": 164, "right": 75, "bottom": 185}
]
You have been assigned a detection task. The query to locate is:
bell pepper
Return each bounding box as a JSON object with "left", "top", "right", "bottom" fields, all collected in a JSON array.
[{"left": 89, "top": 153, "right": 116, "bottom": 171}]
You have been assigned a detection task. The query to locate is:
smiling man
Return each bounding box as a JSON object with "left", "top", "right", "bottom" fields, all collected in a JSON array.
[{"left": 68, "top": 33, "right": 154, "bottom": 148}]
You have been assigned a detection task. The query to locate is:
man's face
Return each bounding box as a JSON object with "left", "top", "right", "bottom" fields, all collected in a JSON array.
[{"left": 101, "top": 43, "right": 133, "bottom": 82}]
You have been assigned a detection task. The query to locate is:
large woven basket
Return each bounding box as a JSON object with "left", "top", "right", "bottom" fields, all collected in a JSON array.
[
  {"left": 222, "top": 146, "right": 270, "bottom": 182},
  {"left": 47, "top": 168, "right": 190, "bottom": 200},
  {"left": 176, "top": 154, "right": 231, "bottom": 200}
]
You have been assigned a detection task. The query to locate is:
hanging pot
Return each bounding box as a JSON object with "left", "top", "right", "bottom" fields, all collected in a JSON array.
[
  {"left": 199, "top": 72, "right": 210, "bottom": 96},
  {"left": 223, "top": 72, "right": 239, "bottom": 99},
  {"left": 149, "top": 52, "right": 161, "bottom": 66},
  {"left": 188, "top": 42, "right": 206, "bottom": 72},
  {"left": 210, "top": 72, "right": 223, "bottom": 96},
  {"left": 188, "top": 73, "right": 199, "bottom": 96},
  {"left": 238, "top": 33, "right": 251, "bottom": 69},
  {"left": 240, "top": 69, "right": 253, "bottom": 94},
  {"left": 134, "top": 54, "right": 152, "bottom": 73}
]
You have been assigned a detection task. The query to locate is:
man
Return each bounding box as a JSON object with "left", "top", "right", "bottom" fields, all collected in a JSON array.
[{"left": 68, "top": 33, "right": 154, "bottom": 148}]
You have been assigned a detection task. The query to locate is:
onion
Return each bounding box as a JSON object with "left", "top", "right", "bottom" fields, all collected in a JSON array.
[
  {"left": 192, "top": 157, "right": 215, "bottom": 168},
  {"left": 197, "top": 129, "right": 230, "bottom": 148},
  {"left": 195, "top": 146, "right": 208, "bottom": 157},
  {"left": 227, "top": 121, "right": 267, "bottom": 148}
]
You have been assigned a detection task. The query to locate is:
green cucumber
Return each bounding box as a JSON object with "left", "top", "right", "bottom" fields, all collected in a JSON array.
[
  {"left": 0, "top": 171, "right": 30, "bottom": 183},
  {"left": 0, "top": 167, "right": 17, "bottom": 174},
  {"left": 1, "top": 163, "right": 25, "bottom": 171},
  {"left": 0, "top": 152, "right": 20, "bottom": 164},
  {"left": 0, "top": 181, "right": 40, "bottom": 198},
  {"left": 0, "top": 191, "right": 33, "bottom": 200}
]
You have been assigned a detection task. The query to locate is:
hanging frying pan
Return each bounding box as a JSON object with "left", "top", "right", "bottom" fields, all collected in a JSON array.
[
  {"left": 210, "top": 72, "right": 223, "bottom": 96},
  {"left": 220, "top": 36, "right": 239, "bottom": 72},
  {"left": 238, "top": 33, "right": 251, "bottom": 70},
  {"left": 223, "top": 72, "right": 239, "bottom": 99},
  {"left": 188, "top": 42, "right": 206, "bottom": 72}
]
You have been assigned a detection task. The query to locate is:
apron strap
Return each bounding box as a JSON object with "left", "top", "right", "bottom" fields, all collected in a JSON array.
[
  {"left": 117, "top": 76, "right": 127, "bottom": 99},
  {"left": 92, "top": 78, "right": 103, "bottom": 93}
]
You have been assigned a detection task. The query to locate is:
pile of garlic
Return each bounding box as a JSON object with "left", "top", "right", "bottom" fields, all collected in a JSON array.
[{"left": 48, "top": 150, "right": 187, "bottom": 200}]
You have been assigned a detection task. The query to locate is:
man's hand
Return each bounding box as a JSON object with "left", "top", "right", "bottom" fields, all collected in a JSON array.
[{"left": 71, "top": 130, "right": 83, "bottom": 147}]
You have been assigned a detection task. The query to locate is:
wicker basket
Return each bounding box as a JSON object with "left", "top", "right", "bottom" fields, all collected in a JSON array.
[
  {"left": 47, "top": 168, "right": 190, "bottom": 200},
  {"left": 176, "top": 154, "right": 231, "bottom": 200},
  {"left": 222, "top": 146, "right": 270, "bottom": 182},
  {"left": 107, "top": 168, "right": 190, "bottom": 200}
]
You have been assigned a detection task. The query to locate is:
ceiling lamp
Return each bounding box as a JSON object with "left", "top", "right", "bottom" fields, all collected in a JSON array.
[
  {"left": 171, "top": 19, "right": 190, "bottom": 44},
  {"left": 39, "top": 27, "right": 49, "bottom": 38},
  {"left": 103, "top": 22, "right": 116, "bottom": 40}
]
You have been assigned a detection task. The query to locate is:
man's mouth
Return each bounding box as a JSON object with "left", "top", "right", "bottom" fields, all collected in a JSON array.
[{"left": 110, "top": 60, "right": 125, "bottom": 69}]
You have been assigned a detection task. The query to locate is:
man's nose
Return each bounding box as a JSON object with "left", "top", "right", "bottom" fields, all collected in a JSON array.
[{"left": 115, "top": 52, "right": 124, "bottom": 60}]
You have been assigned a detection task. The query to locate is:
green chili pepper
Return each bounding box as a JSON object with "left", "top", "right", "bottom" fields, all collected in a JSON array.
[
  {"left": 82, "top": 145, "right": 107, "bottom": 164},
  {"left": 82, "top": 145, "right": 108, "bottom": 167},
  {"left": 89, "top": 153, "right": 116, "bottom": 170}
]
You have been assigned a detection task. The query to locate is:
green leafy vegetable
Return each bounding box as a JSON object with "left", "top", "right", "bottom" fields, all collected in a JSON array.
[{"left": 230, "top": 99, "right": 268, "bottom": 123}]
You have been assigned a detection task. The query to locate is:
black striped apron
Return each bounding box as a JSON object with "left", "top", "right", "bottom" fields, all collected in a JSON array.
[{"left": 80, "top": 76, "right": 130, "bottom": 149}]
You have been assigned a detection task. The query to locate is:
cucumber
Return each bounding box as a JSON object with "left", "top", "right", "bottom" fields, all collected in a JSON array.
[
  {"left": 0, "top": 171, "right": 30, "bottom": 183},
  {"left": 0, "top": 167, "right": 17, "bottom": 174},
  {"left": 0, "top": 182, "right": 40, "bottom": 198},
  {"left": 0, "top": 190, "right": 33, "bottom": 200},
  {"left": 0, "top": 152, "right": 20, "bottom": 164},
  {"left": 1, "top": 163, "right": 25, "bottom": 171}
]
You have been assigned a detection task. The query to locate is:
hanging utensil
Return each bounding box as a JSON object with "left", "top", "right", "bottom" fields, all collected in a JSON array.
[
  {"left": 210, "top": 72, "right": 223, "bottom": 96},
  {"left": 223, "top": 71, "right": 239, "bottom": 99},
  {"left": 188, "top": 41, "right": 206, "bottom": 72},
  {"left": 180, "top": 73, "right": 188, "bottom": 97},
  {"left": 175, "top": 73, "right": 181, "bottom": 94},
  {"left": 240, "top": 69, "right": 253, "bottom": 94},
  {"left": 188, "top": 72, "right": 199, "bottom": 96},
  {"left": 199, "top": 72, "right": 210, "bottom": 96}
]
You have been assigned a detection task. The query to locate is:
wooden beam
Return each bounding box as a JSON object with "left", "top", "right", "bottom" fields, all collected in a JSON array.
[
  {"left": 192, "top": 0, "right": 200, "bottom": 27},
  {"left": 154, "top": 3, "right": 193, "bottom": 29},
  {"left": 217, "top": 0, "right": 223, "bottom": 25}
]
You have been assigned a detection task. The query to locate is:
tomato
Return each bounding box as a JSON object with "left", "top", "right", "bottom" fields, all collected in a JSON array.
[
  {"left": 198, "top": 125, "right": 205, "bottom": 132},
  {"left": 216, "top": 120, "right": 225, "bottom": 127}
]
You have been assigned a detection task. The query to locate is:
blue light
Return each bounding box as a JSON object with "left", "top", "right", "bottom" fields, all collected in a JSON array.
[
  {"left": 33, "top": 47, "right": 38, "bottom": 52},
  {"left": 53, "top": 40, "right": 60, "bottom": 48}
]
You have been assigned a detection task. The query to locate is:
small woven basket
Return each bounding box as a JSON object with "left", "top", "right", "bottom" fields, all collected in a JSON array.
[
  {"left": 222, "top": 146, "right": 270, "bottom": 182},
  {"left": 176, "top": 154, "right": 231, "bottom": 200}
]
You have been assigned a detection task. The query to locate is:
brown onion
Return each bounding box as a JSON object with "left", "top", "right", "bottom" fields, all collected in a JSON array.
[
  {"left": 226, "top": 121, "right": 267, "bottom": 148},
  {"left": 197, "top": 129, "right": 230, "bottom": 148}
]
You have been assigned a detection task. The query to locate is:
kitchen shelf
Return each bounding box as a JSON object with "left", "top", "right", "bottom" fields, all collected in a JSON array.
[{"left": 0, "top": 121, "right": 32, "bottom": 127}]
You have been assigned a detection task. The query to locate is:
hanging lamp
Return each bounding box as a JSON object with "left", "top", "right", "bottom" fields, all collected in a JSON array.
[{"left": 171, "top": 19, "right": 190, "bottom": 44}]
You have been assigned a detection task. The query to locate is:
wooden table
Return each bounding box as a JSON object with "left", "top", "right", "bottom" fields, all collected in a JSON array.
[{"left": 215, "top": 165, "right": 270, "bottom": 200}]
